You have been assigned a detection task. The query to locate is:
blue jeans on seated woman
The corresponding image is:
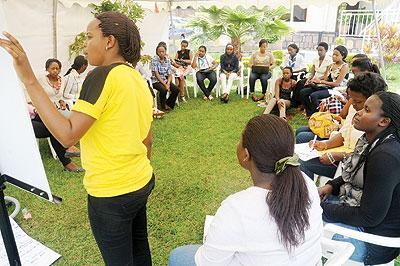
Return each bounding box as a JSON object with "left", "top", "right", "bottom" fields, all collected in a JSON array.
[
  {"left": 168, "top": 245, "right": 200, "bottom": 266},
  {"left": 323, "top": 196, "right": 367, "bottom": 262},
  {"left": 300, "top": 158, "right": 337, "bottom": 180},
  {"left": 295, "top": 126, "right": 328, "bottom": 144},
  {"left": 249, "top": 71, "right": 271, "bottom": 94}
]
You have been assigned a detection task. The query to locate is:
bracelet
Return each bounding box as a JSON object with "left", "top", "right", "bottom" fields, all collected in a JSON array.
[{"left": 327, "top": 152, "right": 336, "bottom": 164}]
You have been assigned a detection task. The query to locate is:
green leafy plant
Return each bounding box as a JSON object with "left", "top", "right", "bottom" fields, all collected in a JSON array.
[
  {"left": 68, "top": 0, "right": 145, "bottom": 59},
  {"left": 90, "top": 0, "right": 144, "bottom": 23},
  {"left": 335, "top": 37, "right": 345, "bottom": 45},
  {"left": 187, "top": 5, "right": 291, "bottom": 55}
]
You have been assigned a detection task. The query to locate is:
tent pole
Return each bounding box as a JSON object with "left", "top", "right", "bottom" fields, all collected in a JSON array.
[
  {"left": 52, "top": 0, "right": 58, "bottom": 58},
  {"left": 290, "top": 0, "right": 294, "bottom": 24},
  {"left": 372, "top": 0, "right": 386, "bottom": 80}
]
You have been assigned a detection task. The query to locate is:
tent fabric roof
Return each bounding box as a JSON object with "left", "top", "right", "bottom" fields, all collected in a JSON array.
[{"left": 59, "top": 0, "right": 370, "bottom": 9}]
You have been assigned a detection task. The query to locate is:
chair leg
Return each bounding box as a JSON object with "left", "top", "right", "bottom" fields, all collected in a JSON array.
[
  {"left": 185, "top": 82, "right": 190, "bottom": 99},
  {"left": 47, "top": 138, "right": 58, "bottom": 160}
]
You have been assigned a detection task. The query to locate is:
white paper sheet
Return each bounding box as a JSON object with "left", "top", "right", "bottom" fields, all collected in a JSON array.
[
  {"left": 295, "top": 143, "right": 321, "bottom": 161},
  {"left": 0, "top": 219, "right": 61, "bottom": 266},
  {"left": 0, "top": 3, "right": 53, "bottom": 202}
]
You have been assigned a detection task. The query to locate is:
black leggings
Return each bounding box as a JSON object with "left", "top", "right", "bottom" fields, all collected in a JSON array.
[
  {"left": 32, "top": 115, "right": 71, "bottom": 166},
  {"left": 152, "top": 82, "right": 179, "bottom": 110}
]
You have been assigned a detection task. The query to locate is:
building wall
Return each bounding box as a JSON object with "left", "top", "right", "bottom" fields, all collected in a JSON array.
[{"left": 290, "top": 4, "right": 338, "bottom": 32}]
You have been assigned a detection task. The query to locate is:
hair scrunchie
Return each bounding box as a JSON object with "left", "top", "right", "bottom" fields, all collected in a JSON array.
[{"left": 275, "top": 154, "right": 300, "bottom": 175}]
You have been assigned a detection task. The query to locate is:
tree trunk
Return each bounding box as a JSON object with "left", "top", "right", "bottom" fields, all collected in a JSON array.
[{"left": 231, "top": 37, "right": 241, "bottom": 57}]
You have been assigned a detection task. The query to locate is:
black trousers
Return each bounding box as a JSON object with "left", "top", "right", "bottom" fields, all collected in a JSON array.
[
  {"left": 88, "top": 176, "right": 155, "bottom": 266},
  {"left": 299, "top": 86, "right": 330, "bottom": 116},
  {"left": 152, "top": 82, "right": 179, "bottom": 110},
  {"left": 31, "top": 115, "right": 71, "bottom": 166},
  {"left": 292, "top": 78, "right": 308, "bottom": 107},
  {"left": 196, "top": 71, "right": 217, "bottom": 97}
]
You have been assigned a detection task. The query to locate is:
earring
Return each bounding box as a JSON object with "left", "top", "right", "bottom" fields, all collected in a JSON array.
[{"left": 105, "top": 46, "right": 108, "bottom": 51}]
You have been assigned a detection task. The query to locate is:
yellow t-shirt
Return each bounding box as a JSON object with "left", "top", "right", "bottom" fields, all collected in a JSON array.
[{"left": 73, "top": 63, "right": 153, "bottom": 197}]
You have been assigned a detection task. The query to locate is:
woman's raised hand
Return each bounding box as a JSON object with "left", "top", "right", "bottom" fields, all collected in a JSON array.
[{"left": 0, "top": 31, "right": 37, "bottom": 86}]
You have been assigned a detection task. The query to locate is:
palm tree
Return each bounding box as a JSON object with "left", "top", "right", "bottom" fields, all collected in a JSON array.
[{"left": 187, "top": 5, "right": 291, "bottom": 55}]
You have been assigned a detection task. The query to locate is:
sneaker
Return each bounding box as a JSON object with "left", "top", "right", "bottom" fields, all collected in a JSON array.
[
  {"left": 208, "top": 95, "right": 214, "bottom": 101},
  {"left": 203, "top": 96, "right": 209, "bottom": 101}
]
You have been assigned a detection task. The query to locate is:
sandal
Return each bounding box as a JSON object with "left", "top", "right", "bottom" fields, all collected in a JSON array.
[
  {"left": 65, "top": 151, "right": 80, "bottom": 158},
  {"left": 64, "top": 167, "right": 85, "bottom": 173},
  {"left": 251, "top": 94, "right": 259, "bottom": 102},
  {"left": 224, "top": 94, "right": 229, "bottom": 103}
]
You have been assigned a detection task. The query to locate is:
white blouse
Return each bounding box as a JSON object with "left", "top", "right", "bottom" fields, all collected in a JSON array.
[
  {"left": 38, "top": 75, "right": 66, "bottom": 108},
  {"left": 63, "top": 69, "right": 82, "bottom": 102},
  {"left": 339, "top": 105, "right": 364, "bottom": 149},
  {"left": 313, "top": 56, "right": 333, "bottom": 79},
  {"left": 281, "top": 53, "right": 307, "bottom": 72},
  {"left": 195, "top": 174, "right": 323, "bottom": 266}
]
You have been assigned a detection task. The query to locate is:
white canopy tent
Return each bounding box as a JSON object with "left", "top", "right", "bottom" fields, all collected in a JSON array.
[{"left": 1, "top": 0, "right": 389, "bottom": 77}]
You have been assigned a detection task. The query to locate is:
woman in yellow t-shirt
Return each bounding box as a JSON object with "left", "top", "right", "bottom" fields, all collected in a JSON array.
[{"left": 1, "top": 11, "right": 154, "bottom": 266}]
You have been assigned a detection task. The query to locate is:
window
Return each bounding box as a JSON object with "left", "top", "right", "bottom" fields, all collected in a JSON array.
[{"left": 293, "top": 5, "right": 307, "bottom": 22}]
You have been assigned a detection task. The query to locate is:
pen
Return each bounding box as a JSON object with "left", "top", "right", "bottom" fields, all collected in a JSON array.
[{"left": 311, "top": 135, "right": 317, "bottom": 150}]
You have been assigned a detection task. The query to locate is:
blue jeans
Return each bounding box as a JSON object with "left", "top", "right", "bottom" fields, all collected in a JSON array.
[
  {"left": 296, "top": 126, "right": 319, "bottom": 144},
  {"left": 310, "top": 89, "right": 330, "bottom": 113},
  {"left": 168, "top": 245, "right": 201, "bottom": 266},
  {"left": 323, "top": 197, "right": 367, "bottom": 262},
  {"left": 300, "top": 158, "right": 337, "bottom": 180},
  {"left": 249, "top": 71, "right": 271, "bottom": 94}
]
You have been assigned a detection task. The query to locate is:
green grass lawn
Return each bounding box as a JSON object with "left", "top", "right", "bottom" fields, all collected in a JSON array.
[{"left": 4, "top": 71, "right": 400, "bottom": 265}]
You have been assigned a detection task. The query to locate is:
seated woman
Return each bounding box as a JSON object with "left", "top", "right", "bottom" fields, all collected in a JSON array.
[
  {"left": 319, "top": 91, "right": 400, "bottom": 265},
  {"left": 300, "top": 73, "right": 387, "bottom": 179},
  {"left": 263, "top": 67, "right": 296, "bottom": 120},
  {"left": 280, "top": 43, "right": 307, "bottom": 80},
  {"left": 299, "top": 45, "right": 349, "bottom": 117},
  {"left": 39, "top": 59, "right": 68, "bottom": 111},
  {"left": 168, "top": 115, "right": 323, "bottom": 266},
  {"left": 151, "top": 44, "right": 179, "bottom": 111},
  {"left": 191, "top": 45, "right": 218, "bottom": 101},
  {"left": 174, "top": 40, "right": 193, "bottom": 102},
  {"left": 351, "top": 57, "right": 380, "bottom": 76},
  {"left": 38, "top": 58, "right": 81, "bottom": 158},
  {"left": 219, "top": 43, "right": 239, "bottom": 103},
  {"left": 295, "top": 56, "right": 381, "bottom": 144},
  {"left": 294, "top": 42, "right": 332, "bottom": 107},
  {"left": 63, "top": 55, "right": 88, "bottom": 105},
  {"left": 30, "top": 106, "right": 84, "bottom": 172},
  {"left": 248, "top": 39, "right": 276, "bottom": 102}
]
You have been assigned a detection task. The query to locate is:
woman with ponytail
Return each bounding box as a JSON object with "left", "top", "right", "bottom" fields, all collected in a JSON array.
[
  {"left": 63, "top": 55, "right": 88, "bottom": 104},
  {"left": 169, "top": 115, "right": 323, "bottom": 266},
  {"left": 320, "top": 91, "right": 400, "bottom": 264}
]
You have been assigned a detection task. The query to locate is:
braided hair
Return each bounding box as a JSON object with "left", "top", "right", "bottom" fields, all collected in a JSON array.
[{"left": 96, "top": 11, "right": 141, "bottom": 66}]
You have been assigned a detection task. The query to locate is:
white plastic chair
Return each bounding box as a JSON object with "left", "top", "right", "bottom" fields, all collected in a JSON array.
[
  {"left": 246, "top": 67, "right": 281, "bottom": 99},
  {"left": 216, "top": 62, "right": 245, "bottom": 98},
  {"left": 324, "top": 223, "right": 400, "bottom": 266},
  {"left": 322, "top": 237, "right": 355, "bottom": 266},
  {"left": 36, "top": 138, "right": 58, "bottom": 160}
]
